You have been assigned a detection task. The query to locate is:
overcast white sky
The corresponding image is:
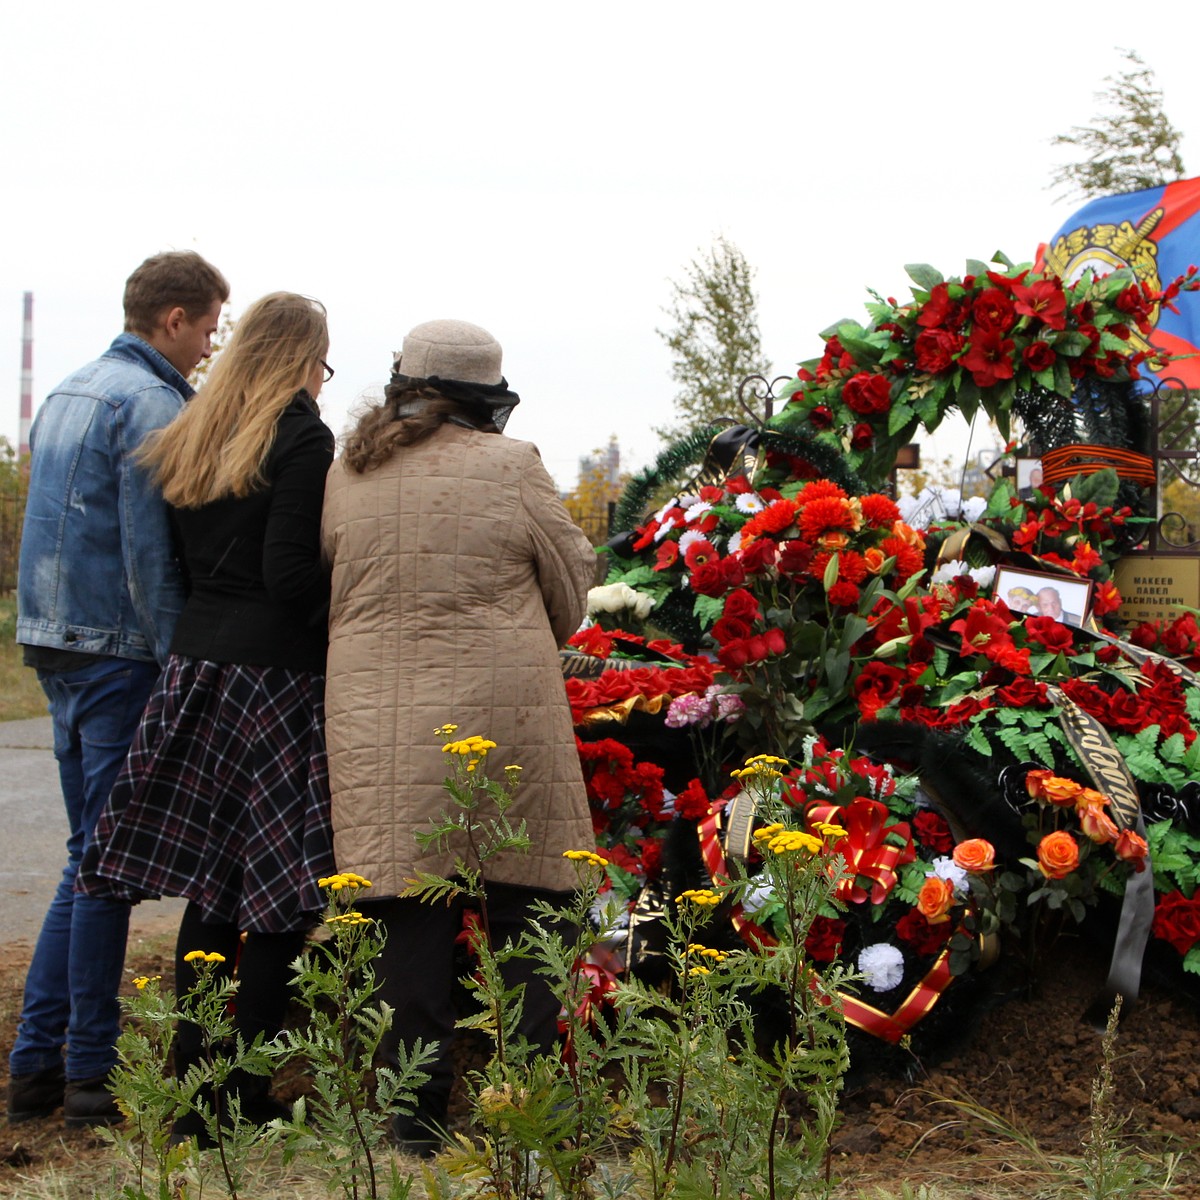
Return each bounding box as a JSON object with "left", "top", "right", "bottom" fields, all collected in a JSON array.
[{"left": 3, "top": 1, "right": 1198, "bottom": 490}]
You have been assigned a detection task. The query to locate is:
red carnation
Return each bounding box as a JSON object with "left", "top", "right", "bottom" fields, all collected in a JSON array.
[{"left": 675, "top": 778, "right": 712, "bottom": 820}]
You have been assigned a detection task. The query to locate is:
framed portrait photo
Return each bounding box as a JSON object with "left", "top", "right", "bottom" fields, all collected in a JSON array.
[
  {"left": 993, "top": 565, "right": 1092, "bottom": 629},
  {"left": 1015, "top": 457, "right": 1044, "bottom": 501}
]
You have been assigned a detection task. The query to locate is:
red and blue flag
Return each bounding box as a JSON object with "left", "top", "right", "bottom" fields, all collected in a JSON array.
[{"left": 1036, "top": 177, "right": 1200, "bottom": 387}]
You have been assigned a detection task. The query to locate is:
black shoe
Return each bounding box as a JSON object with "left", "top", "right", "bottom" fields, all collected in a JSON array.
[
  {"left": 63, "top": 1076, "right": 123, "bottom": 1128},
  {"left": 6, "top": 1062, "right": 66, "bottom": 1124}
]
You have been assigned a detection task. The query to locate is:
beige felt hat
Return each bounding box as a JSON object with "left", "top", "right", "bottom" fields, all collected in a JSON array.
[{"left": 393, "top": 319, "right": 503, "bottom": 386}]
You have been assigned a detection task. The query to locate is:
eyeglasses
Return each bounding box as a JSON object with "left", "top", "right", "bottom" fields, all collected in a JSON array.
[{"left": 321, "top": 360, "right": 335, "bottom": 382}]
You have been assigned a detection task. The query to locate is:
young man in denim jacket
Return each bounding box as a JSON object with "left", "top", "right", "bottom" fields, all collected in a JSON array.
[{"left": 8, "top": 251, "right": 229, "bottom": 1127}]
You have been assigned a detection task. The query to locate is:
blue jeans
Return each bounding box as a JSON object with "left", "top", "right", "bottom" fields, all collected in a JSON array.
[{"left": 9, "top": 657, "right": 158, "bottom": 1082}]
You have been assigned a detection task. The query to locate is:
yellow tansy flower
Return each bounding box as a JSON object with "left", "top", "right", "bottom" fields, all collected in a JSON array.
[
  {"left": 676, "top": 888, "right": 720, "bottom": 907},
  {"left": 563, "top": 849, "right": 607, "bottom": 867}
]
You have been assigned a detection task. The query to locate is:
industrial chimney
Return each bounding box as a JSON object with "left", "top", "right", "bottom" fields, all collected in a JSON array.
[{"left": 20, "top": 292, "right": 33, "bottom": 459}]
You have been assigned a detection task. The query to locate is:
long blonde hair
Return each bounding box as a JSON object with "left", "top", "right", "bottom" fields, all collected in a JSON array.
[{"left": 139, "top": 292, "right": 328, "bottom": 507}]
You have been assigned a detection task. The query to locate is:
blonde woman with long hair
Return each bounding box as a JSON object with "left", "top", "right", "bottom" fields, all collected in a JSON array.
[{"left": 82, "top": 292, "right": 337, "bottom": 1142}]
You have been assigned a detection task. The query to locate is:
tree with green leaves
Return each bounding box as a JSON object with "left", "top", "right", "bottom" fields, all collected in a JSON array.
[
  {"left": 655, "top": 235, "right": 771, "bottom": 442},
  {"left": 1051, "top": 49, "right": 1185, "bottom": 200}
]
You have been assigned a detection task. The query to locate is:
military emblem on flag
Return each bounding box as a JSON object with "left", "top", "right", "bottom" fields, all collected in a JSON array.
[{"left": 1037, "top": 177, "right": 1200, "bottom": 386}]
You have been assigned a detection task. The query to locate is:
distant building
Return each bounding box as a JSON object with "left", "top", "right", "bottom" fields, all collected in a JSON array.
[{"left": 578, "top": 436, "right": 621, "bottom": 489}]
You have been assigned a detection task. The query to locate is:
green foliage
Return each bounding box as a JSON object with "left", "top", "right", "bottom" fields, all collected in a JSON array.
[
  {"left": 406, "top": 741, "right": 853, "bottom": 1200},
  {"left": 655, "top": 236, "right": 772, "bottom": 442},
  {"left": 1051, "top": 50, "right": 1186, "bottom": 200},
  {"left": 275, "top": 880, "right": 437, "bottom": 1200}
]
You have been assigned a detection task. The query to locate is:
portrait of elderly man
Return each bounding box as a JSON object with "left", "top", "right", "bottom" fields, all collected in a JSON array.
[{"left": 1036, "top": 585, "right": 1082, "bottom": 627}]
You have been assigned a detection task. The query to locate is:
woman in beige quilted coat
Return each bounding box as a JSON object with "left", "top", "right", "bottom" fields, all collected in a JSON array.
[{"left": 321, "top": 319, "right": 596, "bottom": 1155}]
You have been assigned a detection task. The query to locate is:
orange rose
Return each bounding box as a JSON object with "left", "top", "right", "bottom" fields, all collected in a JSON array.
[
  {"left": 863, "top": 546, "right": 887, "bottom": 575},
  {"left": 1026, "top": 769, "right": 1083, "bottom": 807},
  {"left": 1077, "top": 800, "right": 1119, "bottom": 845},
  {"left": 819, "top": 531, "right": 850, "bottom": 551},
  {"left": 1036, "top": 830, "right": 1080, "bottom": 879},
  {"left": 952, "top": 838, "right": 996, "bottom": 873},
  {"left": 1114, "top": 829, "right": 1149, "bottom": 873},
  {"left": 916, "top": 876, "right": 956, "bottom": 924}
]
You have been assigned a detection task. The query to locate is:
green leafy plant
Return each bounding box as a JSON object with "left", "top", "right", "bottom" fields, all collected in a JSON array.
[{"left": 274, "top": 874, "right": 437, "bottom": 1200}]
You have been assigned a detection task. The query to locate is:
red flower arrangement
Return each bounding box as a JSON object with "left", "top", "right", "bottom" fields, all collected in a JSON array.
[{"left": 774, "top": 256, "right": 1200, "bottom": 486}]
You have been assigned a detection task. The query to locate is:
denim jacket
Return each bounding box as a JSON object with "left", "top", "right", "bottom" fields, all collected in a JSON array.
[{"left": 17, "top": 334, "right": 191, "bottom": 665}]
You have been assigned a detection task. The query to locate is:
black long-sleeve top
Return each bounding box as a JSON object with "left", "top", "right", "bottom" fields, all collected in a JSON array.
[{"left": 168, "top": 391, "right": 334, "bottom": 673}]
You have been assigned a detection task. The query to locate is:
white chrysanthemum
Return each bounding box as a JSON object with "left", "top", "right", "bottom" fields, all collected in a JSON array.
[
  {"left": 653, "top": 516, "right": 678, "bottom": 543},
  {"left": 931, "top": 559, "right": 970, "bottom": 586},
  {"left": 858, "top": 943, "right": 905, "bottom": 992},
  {"left": 684, "top": 500, "right": 713, "bottom": 522},
  {"left": 726, "top": 530, "right": 743, "bottom": 554},
  {"left": 735, "top": 493, "right": 765, "bottom": 514},
  {"left": 678, "top": 528, "right": 708, "bottom": 555},
  {"left": 741, "top": 878, "right": 776, "bottom": 917},
  {"left": 586, "top": 582, "right": 655, "bottom": 619},
  {"left": 961, "top": 496, "right": 987, "bottom": 522},
  {"left": 931, "top": 856, "right": 969, "bottom": 894}
]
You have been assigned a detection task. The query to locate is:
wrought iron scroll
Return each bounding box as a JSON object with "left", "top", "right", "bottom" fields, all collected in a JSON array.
[
  {"left": 736, "top": 374, "right": 795, "bottom": 427},
  {"left": 1142, "top": 378, "right": 1200, "bottom": 555}
]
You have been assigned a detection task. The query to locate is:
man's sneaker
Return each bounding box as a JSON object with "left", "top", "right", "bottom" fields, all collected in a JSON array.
[
  {"left": 63, "top": 1076, "right": 122, "bottom": 1128},
  {"left": 6, "top": 1062, "right": 66, "bottom": 1124}
]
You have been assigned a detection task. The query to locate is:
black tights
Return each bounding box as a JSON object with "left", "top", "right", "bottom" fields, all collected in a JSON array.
[
  {"left": 367, "top": 883, "right": 575, "bottom": 1141},
  {"left": 173, "top": 901, "right": 308, "bottom": 1090}
]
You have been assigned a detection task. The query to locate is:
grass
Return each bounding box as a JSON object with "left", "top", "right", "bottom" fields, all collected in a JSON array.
[{"left": 0, "top": 595, "right": 49, "bottom": 721}]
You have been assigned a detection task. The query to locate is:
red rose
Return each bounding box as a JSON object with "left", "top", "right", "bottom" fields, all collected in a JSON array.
[
  {"left": 761, "top": 626, "right": 788, "bottom": 656},
  {"left": 914, "top": 328, "right": 962, "bottom": 374},
  {"left": 804, "top": 916, "right": 846, "bottom": 963},
  {"left": 1022, "top": 341, "right": 1057, "bottom": 372},
  {"left": 994, "top": 677, "right": 1048, "bottom": 708},
  {"left": 853, "top": 661, "right": 905, "bottom": 719},
  {"left": 912, "top": 810, "right": 955, "bottom": 854},
  {"left": 896, "top": 908, "right": 953, "bottom": 955},
  {"left": 1152, "top": 891, "right": 1200, "bottom": 955},
  {"left": 1024, "top": 616, "right": 1075, "bottom": 654},
  {"left": 739, "top": 538, "right": 777, "bottom": 575},
  {"left": 809, "top": 404, "right": 835, "bottom": 430},
  {"left": 1106, "top": 689, "right": 1150, "bottom": 733},
  {"left": 842, "top": 371, "right": 893, "bottom": 415},
  {"left": 850, "top": 422, "right": 874, "bottom": 450},
  {"left": 723, "top": 588, "right": 761, "bottom": 622},
  {"left": 711, "top": 614, "right": 754, "bottom": 645}
]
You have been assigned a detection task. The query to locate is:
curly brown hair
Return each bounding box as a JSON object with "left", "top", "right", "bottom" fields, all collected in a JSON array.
[{"left": 342, "top": 379, "right": 499, "bottom": 473}]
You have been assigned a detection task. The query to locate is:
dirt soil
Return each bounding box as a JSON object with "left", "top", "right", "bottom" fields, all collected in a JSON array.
[{"left": 3, "top": 930, "right": 1199, "bottom": 1196}]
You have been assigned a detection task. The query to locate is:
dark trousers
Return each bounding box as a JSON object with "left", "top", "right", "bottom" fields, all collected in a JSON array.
[{"left": 367, "top": 883, "right": 573, "bottom": 1139}]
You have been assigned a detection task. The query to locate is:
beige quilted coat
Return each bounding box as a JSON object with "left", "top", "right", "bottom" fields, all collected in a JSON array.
[{"left": 321, "top": 423, "right": 597, "bottom": 896}]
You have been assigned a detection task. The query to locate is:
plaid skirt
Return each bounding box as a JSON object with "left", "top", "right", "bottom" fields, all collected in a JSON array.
[{"left": 84, "top": 656, "right": 336, "bottom": 932}]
